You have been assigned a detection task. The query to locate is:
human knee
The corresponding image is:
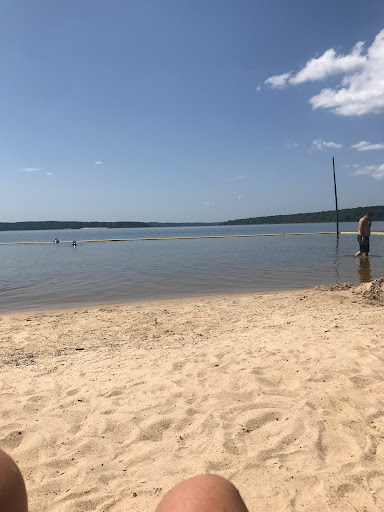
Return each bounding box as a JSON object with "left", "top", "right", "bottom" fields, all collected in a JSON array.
[
  {"left": 156, "top": 473, "right": 248, "bottom": 512},
  {"left": 0, "top": 449, "right": 28, "bottom": 512}
]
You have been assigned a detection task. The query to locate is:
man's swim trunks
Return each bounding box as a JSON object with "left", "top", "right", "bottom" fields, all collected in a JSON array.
[{"left": 357, "top": 235, "right": 369, "bottom": 253}]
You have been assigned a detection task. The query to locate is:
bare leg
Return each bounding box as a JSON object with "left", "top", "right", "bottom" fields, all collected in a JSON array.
[
  {"left": 155, "top": 474, "right": 249, "bottom": 512},
  {"left": 354, "top": 251, "right": 361, "bottom": 257},
  {"left": 0, "top": 450, "right": 248, "bottom": 512},
  {"left": 0, "top": 449, "right": 28, "bottom": 512}
]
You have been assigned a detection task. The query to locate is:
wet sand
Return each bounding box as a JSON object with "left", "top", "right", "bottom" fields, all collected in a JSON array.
[{"left": 1, "top": 280, "right": 384, "bottom": 511}]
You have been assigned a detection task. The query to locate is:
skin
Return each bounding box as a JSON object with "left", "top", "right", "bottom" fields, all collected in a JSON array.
[
  {"left": 0, "top": 450, "right": 28, "bottom": 512},
  {"left": 0, "top": 450, "right": 249, "bottom": 512},
  {"left": 156, "top": 474, "right": 249, "bottom": 512},
  {"left": 355, "top": 213, "right": 373, "bottom": 257}
]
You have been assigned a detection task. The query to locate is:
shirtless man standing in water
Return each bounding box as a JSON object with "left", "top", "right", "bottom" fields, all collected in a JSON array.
[{"left": 355, "top": 211, "right": 373, "bottom": 257}]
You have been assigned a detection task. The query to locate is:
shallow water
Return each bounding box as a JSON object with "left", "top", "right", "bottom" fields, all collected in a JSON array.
[{"left": 1, "top": 223, "right": 384, "bottom": 313}]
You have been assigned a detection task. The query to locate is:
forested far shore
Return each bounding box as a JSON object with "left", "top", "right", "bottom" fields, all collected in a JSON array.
[
  {"left": 220, "top": 206, "right": 384, "bottom": 225},
  {"left": 0, "top": 221, "right": 150, "bottom": 231},
  {"left": 1, "top": 206, "right": 384, "bottom": 231},
  {"left": 0, "top": 221, "right": 218, "bottom": 231}
]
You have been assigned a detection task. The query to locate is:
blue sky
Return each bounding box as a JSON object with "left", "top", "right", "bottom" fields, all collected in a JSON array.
[{"left": 1, "top": 0, "right": 384, "bottom": 222}]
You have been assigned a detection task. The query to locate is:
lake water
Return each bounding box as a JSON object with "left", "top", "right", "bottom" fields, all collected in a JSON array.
[{"left": 1, "top": 222, "right": 384, "bottom": 313}]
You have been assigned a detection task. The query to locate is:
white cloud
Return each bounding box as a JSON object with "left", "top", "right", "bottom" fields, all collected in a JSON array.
[
  {"left": 291, "top": 42, "right": 366, "bottom": 85},
  {"left": 256, "top": 86, "right": 261, "bottom": 91},
  {"left": 312, "top": 139, "right": 343, "bottom": 151},
  {"left": 286, "top": 141, "right": 299, "bottom": 150},
  {"left": 203, "top": 201, "right": 215, "bottom": 207},
  {"left": 264, "top": 72, "right": 292, "bottom": 89},
  {"left": 95, "top": 161, "right": 103, "bottom": 165},
  {"left": 265, "top": 29, "right": 384, "bottom": 116},
  {"left": 237, "top": 195, "right": 244, "bottom": 200},
  {"left": 45, "top": 172, "right": 54, "bottom": 176},
  {"left": 352, "top": 164, "right": 384, "bottom": 179},
  {"left": 351, "top": 140, "right": 384, "bottom": 151}
]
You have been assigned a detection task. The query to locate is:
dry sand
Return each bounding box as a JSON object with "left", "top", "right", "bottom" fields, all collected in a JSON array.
[{"left": 1, "top": 280, "right": 384, "bottom": 511}]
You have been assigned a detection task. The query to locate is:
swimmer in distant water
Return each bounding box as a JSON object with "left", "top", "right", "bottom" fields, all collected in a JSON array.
[
  {"left": 53, "top": 238, "right": 59, "bottom": 243},
  {"left": 72, "top": 240, "right": 77, "bottom": 247}
]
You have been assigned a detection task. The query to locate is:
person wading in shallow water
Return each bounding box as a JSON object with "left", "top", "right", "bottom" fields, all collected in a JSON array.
[{"left": 355, "top": 211, "right": 373, "bottom": 257}]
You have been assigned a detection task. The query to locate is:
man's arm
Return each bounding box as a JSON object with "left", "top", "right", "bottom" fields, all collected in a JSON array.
[{"left": 358, "top": 218, "right": 364, "bottom": 236}]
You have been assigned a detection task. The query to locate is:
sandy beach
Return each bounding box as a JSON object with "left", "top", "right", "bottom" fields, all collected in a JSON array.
[{"left": 1, "top": 281, "right": 384, "bottom": 511}]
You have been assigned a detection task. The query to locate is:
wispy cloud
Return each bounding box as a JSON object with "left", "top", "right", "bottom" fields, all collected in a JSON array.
[
  {"left": 237, "top": 195, "right": 245, "bottom": 200},
  {"left": 265, "top": 29, "right": 384, "bottom": 116},
  {"left": 312, "top": 139, "right": 343, "bottom": 151},
  {"left": 352, "top": 164, "right": 384, "bottom": 179},
  {"left": 225, "top": 175, "right": 245, "bottom": 183},
  {"left": 20, "top": 167, "right": 54, "bottom": 176},
  {"left": 265, "top": 72, "right": 292, "bottom": 89},
  {"left": 95, "top": 161, "right": 103, "bottom": 165},
  {"left": 286, "top": 141, "right": 299, "bottom": 150},
  {"left": 203, "top": 201, "right": 215, "bottom": 207},
  {"left": 351, "top": 140, "right": 384, "bottom": 151}
]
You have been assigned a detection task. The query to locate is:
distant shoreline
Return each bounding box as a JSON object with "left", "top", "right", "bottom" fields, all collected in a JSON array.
[
  {"left": 0, "top": 205, "right": 383, "bottom": 231},
  {"left": 0, "top": 221, "right": 218, "bottom": 231}
]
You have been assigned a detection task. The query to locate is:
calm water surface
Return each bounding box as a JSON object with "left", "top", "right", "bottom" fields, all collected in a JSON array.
[{"left": 1, "top": 223, "right": 384, "bottom": 313}]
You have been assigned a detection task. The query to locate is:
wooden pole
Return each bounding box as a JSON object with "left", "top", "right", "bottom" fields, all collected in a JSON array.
[{"left": 332, "top": 157, "right": 339, "bottom": 236}]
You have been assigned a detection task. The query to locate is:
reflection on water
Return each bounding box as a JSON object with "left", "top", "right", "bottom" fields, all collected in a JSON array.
[
  {"left": 357, "top": 257, "right": 372, "bottom": 283},
  {"left": 334, "top": 236, "right": 340, "bottom": 284}
]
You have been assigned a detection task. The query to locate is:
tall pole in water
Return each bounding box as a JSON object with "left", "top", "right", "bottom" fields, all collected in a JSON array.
[{"left": 332, "top": 157, "right": 339, "bottom": 236}]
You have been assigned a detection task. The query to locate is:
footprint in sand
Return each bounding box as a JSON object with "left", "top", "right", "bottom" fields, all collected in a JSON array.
[
  {"left": 138, "top": 419, "right": 172, "bottom": 442},
  {"left": 1, "top": 430, "right": 24, "bottom": 449}
]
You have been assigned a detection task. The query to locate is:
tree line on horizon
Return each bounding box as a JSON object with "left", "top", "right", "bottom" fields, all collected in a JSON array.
[
  {"left": 0, "top": 220, "right": 218, "bottom": 231},
  {"left": 0, "top": 221, "right": 150, "bottom": 231},
  {"left": 220, "top": 205, "right": 384, "bottom": 225},
  {"left": 1, "top": 206, "right": 383, "bottom": 231}
]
